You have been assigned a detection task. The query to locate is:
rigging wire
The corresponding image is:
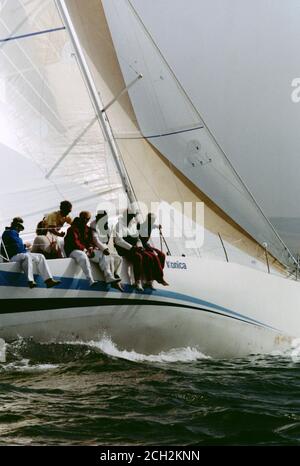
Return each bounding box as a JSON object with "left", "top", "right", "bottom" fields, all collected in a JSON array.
[
  {"left": 0, "top": 26, "right": 66, "bottom": 43},
  {"left": 0, "top": 0, "right": 41, "bottom": 50}
]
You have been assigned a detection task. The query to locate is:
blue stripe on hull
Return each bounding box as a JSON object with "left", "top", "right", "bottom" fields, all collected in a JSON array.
[{"left": 0, "top": 270, "right": 277, "bottom": 331}]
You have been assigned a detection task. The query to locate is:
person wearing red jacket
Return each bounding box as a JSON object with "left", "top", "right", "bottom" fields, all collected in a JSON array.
[{"left": 64, "top": 211, "right": 97, "bottom": 286}]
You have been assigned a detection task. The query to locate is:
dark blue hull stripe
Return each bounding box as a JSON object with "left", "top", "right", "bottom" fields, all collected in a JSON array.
[
  {"left": 0, "top": 270, "right": 277, "bottom": 331},
  {"left": 0, "top": 297, "right": 273, "bottom": 331}
]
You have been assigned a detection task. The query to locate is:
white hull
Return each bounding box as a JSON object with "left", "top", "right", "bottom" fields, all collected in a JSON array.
[{"left": 1, "top": 257, "right": 300, "bottom": 357}]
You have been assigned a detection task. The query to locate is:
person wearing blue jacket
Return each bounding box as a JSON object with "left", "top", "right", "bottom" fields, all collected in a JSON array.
[{"left": 1, "top": 218, "right": 61, "bottom": 289}]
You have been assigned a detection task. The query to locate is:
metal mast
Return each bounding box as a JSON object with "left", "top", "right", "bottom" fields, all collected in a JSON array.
[{"left": 55, "top": 0, "right": 137, "bottom": 206}]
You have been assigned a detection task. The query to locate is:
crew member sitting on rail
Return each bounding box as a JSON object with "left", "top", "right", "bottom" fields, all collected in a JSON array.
[
  {"left": 138, "top": 213, "right": 169, "bottom": 288},
  {"left": 1, "top": 218, "right": 61, "bottom": 289},
  {"left": 1, "top": 217, "right": 24, "bottom": 260},
  {"left": 90, "top": 210, "right": 123, "bottom": 290},
  {"left": 114, "top": 205, "right": 145, "bottom": 292},
  {"left": 64, "top": 211, "right": 98, "bottom": 287},
  {"left": 31, "top": 220, "right": 62, "bottom": 259}
]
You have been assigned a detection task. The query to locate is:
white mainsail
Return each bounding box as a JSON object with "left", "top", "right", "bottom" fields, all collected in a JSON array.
[{"left": 0, "top": 0, "right": 124, "bottom": 239}]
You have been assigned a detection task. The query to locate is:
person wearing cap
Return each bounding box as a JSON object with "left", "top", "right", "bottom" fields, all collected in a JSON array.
[
  {"left": 1, "top": 217, "right": 24, "bottom": 260},
  {"left": 44, "top": 200, "right": 73, "bottom": 238},
  {"left": 12, "top": 217, "right": 24, "bottom": 225},
  {"left": 114, "top": 204, "right": 145, "bottom": 291},
  {"left": 1, "top": 219, "right": 61, "bottom": 289},
  {"left": 90, "top": 211, "right": 122, "bottom": 290}
]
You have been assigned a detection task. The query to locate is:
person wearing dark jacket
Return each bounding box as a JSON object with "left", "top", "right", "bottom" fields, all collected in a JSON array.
[
  {"left": 64, "top": 211, "right": 97, "bottom": 286},
  {"left": 1, "top": 219, "right": 61, "bottom": 289},
  {"left": 138, "top": 213, "right": 168, "bottom": 288}
]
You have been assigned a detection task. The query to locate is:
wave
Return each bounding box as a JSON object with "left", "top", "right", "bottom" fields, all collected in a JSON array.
[
  {"left": 67, "top": 335, "right": 211, "bottom": 363},
  {"left": 0, "top": 335, "right": 210, "bottom": 371},
  {"left": 2, "top": 334, "right": 300, "bottom": 369}
]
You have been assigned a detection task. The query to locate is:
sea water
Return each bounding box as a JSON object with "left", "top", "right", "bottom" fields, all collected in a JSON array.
[{"left": 0, "top": 335, "right": 300, "bottom": 445}]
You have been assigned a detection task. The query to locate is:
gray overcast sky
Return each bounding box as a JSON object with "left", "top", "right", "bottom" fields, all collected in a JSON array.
[{"left": 131, "top": 0, "right": 300, "bottom": 220}]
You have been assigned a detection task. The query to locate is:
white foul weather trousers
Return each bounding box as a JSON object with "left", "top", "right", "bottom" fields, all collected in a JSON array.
[
  {"left": 10, "top": 252, "right": 52, "bottom": 282},
  {"left": 69, "top": 250, "right": 95, "bottom": 284},
  {"left": 90, "top": 250, "right": 122, "bottom": 283}
]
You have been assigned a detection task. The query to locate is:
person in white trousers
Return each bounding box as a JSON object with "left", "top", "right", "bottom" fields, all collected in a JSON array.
[
  {"left": 64, "top": 212, "right": 98, "bottom": 286},
  {"left": 90, "top": 211, "right": 123, "bottom": 290},
  {"left": 1, "top": 220, "right": 61, "bottom": 289},
  {"left": 69, "top": 249, "right": 95, "bottom": 285}
]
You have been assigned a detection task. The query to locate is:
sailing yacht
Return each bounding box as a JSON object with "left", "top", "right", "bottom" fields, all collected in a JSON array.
[{"left": 0, "top": 0, "right": 299, "bottom": 358}]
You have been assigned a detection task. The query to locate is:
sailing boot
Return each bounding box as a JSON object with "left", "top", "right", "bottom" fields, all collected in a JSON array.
[
  {"left": 28, "top": 281, "right": 37, "bottom": 289},
  {"left": 45, "top": 278, "right": 61, "bottom": 288}
]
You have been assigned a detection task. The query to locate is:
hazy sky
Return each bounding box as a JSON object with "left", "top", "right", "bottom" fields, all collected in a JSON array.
[{"left": 131, "top": 0, "right": 300, "bottom": 220}]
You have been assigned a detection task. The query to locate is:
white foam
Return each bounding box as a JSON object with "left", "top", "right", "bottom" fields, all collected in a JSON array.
[
  {"left": 0, "top": 359, "right": 59, "bottom": 372},
  {"left": 0, "top": 338, "right": 6, "bottom": 363},
  {"left": 269, "top": 337, "right": 300, "bottom": 362},
  {"left": 19, "top": 364, "right": 59, "bottom": 372},
  {"left": 67, "top": 335, "right": 210, "bottom": 363},
  {"left": 290, "top": 338, "right": 300, "bottom": 362}
]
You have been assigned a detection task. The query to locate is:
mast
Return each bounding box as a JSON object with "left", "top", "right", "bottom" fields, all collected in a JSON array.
[{"left": 55, "top": 0, "right": 137, "bottom": 206}]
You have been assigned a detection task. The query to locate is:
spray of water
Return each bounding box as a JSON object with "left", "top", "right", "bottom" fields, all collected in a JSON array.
[
  {"left": 290, "top": 338, "right": 300, "bottom": 362},
  {"left": 0, "top": 338, "right": 6, "bottom": 363},
  {"left": 67, "top": 335, "right": 210, "bottom": 363},
  {"left": 2, "top": 334, "right": 300, "bottom": 369},
  {"left": 268, "top": 337, "right": 300, "bottom": 362}
]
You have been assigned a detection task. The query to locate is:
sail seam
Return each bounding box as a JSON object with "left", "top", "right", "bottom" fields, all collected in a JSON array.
[{"left": 114, "top": 124, "right": 205, "bottom": 140}]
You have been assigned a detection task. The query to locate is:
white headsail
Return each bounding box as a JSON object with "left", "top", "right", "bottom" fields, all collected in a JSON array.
[{"left": 98, "top": 0, "right": 297, "bottom": 268}]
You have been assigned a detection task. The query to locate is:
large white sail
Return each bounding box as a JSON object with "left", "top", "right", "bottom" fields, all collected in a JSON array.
[
  {"left": 128, "top": 0, "right": 300, "bottom": 259},
  {"left": 0, "top": 0, "right": 124, "bottom": 238},
  {"left": 61, "top": 0, "right": 285, "bottom": 271},
  {"left": 98, "top": 0, "right": 297, "bottom": 268}
]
